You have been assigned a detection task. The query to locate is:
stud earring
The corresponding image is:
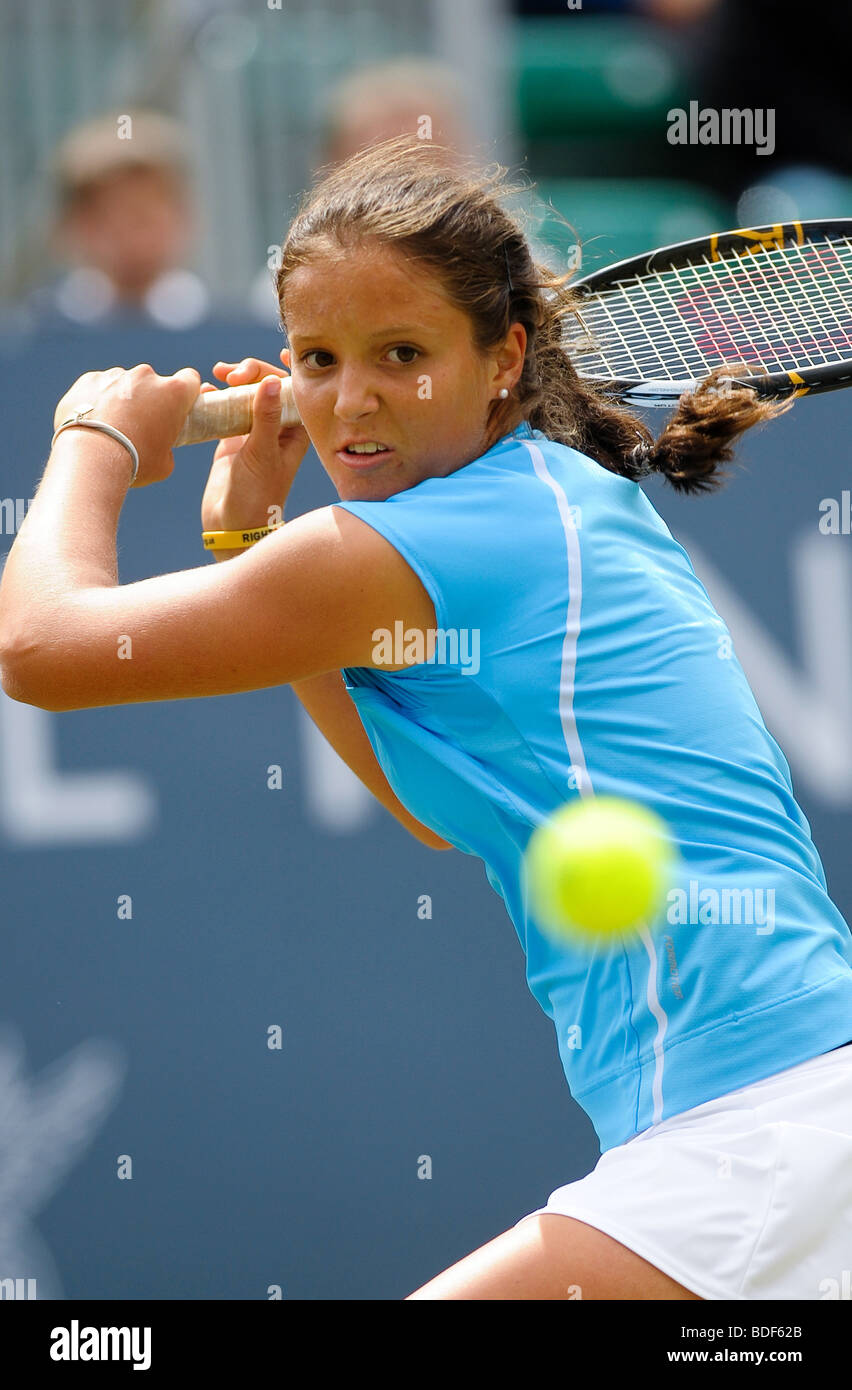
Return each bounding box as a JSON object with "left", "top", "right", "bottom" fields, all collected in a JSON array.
[{"left": 498, "top": 388, "right": 509, "bottom": 399}]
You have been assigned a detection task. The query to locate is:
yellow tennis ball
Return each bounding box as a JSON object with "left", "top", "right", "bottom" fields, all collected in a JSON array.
[{"left": 524, "top": 796, "right": 677, "bottom": 945}]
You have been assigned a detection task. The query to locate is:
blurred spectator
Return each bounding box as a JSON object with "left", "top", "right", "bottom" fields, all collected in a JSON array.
[
  {"left": 32, "top": 108, "right": 209, "bottom": 329},
  {"left": 249, "top": 56, "right": 478, "bottom": 323},
  {"left": 317, "top": 56, "right": 477, "bottom": 168}
]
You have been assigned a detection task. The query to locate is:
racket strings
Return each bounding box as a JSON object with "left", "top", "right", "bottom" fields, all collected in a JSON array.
[{"left": 571, "top": 235, "right": 852, "bottom": 383}]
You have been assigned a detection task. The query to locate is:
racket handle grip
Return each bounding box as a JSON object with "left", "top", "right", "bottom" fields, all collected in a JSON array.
[{"left": 175, "top": 376, "right": 301, "bottom": 447}]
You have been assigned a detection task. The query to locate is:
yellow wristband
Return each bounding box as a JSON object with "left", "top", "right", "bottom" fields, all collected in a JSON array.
[{"left": 202, "top": 524, "right": 283, "bottom": 550}]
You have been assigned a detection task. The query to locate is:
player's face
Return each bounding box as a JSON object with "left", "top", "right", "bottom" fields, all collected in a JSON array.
[{"left": 283, "top": 240, "right": 520, "bottom": 501}]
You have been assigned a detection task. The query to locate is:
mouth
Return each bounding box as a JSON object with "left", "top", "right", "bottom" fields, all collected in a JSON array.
[{"left": 335, "top": 445, "right": 395, "bottom": 470}]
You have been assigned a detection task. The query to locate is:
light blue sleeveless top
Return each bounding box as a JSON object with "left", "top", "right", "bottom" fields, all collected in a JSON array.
[{"left": 333, "top": 423, "right": 852, "bottom": 1151}]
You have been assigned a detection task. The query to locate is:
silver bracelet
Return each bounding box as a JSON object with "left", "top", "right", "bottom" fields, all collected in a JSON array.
[{"left": 51, "top": 416, "right": 139, "bottom": 486}]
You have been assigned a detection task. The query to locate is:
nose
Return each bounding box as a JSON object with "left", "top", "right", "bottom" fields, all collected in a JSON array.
[{"left": 331, "top": 363, "right": 381, "bottom": 422}]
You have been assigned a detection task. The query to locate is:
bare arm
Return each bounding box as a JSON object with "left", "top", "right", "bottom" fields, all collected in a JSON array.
[
  {"left": 202, "top": 466, "right": 451, "bottom": 852},
  {"left": 0, "top": 489, "right": 421, "bottom": 708},
  {"left": 0, "top": 364, "right": 395, "bottom": 702},
  {"left": 291, "top": 671, "right": 452, "bottom": 850},
  {"left": 0, "top": 359, "right": 452, "bottom": 849},
  {"left": 210, "top": 516, "right": 452, "bottom": 852},
  {"left": 200, "top": 356, "right": 451, "bottom": 852}
]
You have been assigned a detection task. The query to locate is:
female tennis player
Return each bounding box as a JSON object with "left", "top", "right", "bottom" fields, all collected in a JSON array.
[{"left": 2, "top": 135, "right": 851, "bottom": 1301}]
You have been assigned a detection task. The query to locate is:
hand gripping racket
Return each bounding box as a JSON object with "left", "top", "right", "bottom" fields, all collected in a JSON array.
[{"left": 172, "top": 218, "right": 852, "bottom": 443}]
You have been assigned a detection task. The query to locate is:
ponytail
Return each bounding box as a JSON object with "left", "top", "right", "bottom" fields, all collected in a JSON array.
[
  {"left": 606, "top": 368, "right": 793, "bottom": 495},
  {"left": 525, "top": 272, "right": 793, "bottom": 497}
]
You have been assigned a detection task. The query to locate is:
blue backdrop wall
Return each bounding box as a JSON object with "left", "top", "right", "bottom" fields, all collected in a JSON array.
[{"left": 1, "top": 323, "right": 850, "bottom": 1300}]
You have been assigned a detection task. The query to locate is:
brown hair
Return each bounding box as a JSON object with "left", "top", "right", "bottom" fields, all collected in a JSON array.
[{"left": 276, "top": 134, "right": 791, "bottom": 494}]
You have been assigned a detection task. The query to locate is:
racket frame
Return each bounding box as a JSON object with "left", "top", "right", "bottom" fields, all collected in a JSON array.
[{"left": 568, "top": 219, "right": 852, "bottom": 408}]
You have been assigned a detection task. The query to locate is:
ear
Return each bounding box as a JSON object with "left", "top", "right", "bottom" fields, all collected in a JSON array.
[{"left": 493, "top": 321, "right": 527, "bottom": 392}]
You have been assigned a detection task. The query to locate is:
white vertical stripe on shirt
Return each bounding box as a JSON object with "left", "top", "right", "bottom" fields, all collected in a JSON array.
[{"left": 523, "top": 439, "right": 668, "bottom": 1127}]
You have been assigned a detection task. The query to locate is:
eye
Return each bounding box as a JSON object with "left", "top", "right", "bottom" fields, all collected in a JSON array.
[
  {"left": 299, "top": 345, "right": 421, "bottom": 368},
  {"left": 387, "top": 345, "right": 420, "bottom": 364}
]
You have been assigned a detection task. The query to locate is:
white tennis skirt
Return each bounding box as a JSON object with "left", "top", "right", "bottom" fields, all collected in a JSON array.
[{"left": 516, "top": 1041, "right": 852, "bottom": 1300}]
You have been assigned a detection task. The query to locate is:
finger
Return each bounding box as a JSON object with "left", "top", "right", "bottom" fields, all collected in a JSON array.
[
  {"left": 239, "top": 375, "right": 285, "bottom": 469},
  {"left": 212, "top": 359, "right": 252, "bottom": 384},
  {"left": 173, "top": 365, "right": 202, "bottom": 403},
  {"left": 215, "top": 357, "right": 288, "bottom": 386},
  {"left": 226, "top": 357, "right": 264, "bottom": 383},
  {"left": 199, "top": 381, "right": 217, "bottom": 393}
]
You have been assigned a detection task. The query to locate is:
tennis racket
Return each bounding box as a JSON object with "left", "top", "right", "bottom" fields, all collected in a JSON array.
[
  {"left": 171, "top": 217, "right": 852, "bottom": 443},
  {"left": 567, "top": 218, "right": 852, "bottom": 407}
]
